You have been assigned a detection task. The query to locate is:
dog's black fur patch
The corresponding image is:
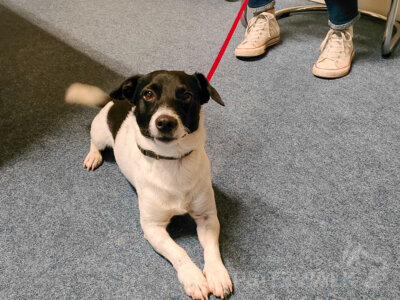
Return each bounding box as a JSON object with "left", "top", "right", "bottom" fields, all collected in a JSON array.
[
  {"left": 109, "top": 71, "right": 223, "bottom": 140},
  {"left": 107, "top": 99, "right": 132, "bottom": 139}
]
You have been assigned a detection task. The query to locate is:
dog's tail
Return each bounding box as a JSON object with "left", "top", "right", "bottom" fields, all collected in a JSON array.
[{"left": 65, "top": 83, "right": 110, "bottom": 107}]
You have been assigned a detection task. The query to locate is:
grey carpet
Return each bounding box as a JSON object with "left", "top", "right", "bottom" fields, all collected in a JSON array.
[{"left": 1, "top": 1, "right": 399, "bottom": 299}]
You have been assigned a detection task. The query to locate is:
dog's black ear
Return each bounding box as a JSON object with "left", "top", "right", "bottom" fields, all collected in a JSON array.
[
  {"left": 194, "top": 73, "right": 225, "bottom": 106},
  {"left": 109, "top": 75, "right": 141, "bottom": 103}
]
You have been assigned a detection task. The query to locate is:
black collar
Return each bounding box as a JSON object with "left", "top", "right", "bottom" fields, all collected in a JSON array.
[{"left": 137, "top": 144, "right": 193, "bottom": 160}]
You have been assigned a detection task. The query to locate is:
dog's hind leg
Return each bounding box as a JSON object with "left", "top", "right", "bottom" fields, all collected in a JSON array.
[{"left": 84, "top": 102, "right": 114, "bottom": 171}]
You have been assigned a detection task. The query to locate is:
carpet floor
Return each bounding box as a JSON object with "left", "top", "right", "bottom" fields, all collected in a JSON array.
[{"left": 0, "top": 1, "right": 399, "bottom": 299}]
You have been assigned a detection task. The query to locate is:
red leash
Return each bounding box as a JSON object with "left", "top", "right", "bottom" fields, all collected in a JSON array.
[{"left": 207, "top": 0, "right": 249, "bottom": 81}]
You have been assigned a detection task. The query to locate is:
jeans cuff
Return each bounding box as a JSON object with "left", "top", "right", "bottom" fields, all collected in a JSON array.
[
  {"left": 250, "top": 1, "right": 275, "bottom": 15},
  {"left": 329, "top": 13, "right": 360, "bottom": 30}
]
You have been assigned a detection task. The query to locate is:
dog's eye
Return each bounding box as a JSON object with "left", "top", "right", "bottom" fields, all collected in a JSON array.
[
  {"left": 143, "top": 90, "right": 155, "bottom": 101},
  {"left": 183, "top": 93, "right": 192, "bottom": 103}
]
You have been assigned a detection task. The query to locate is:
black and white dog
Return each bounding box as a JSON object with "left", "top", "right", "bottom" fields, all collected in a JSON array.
[{"left": 66, "top": 71, "right": 232, "bottom": 299}]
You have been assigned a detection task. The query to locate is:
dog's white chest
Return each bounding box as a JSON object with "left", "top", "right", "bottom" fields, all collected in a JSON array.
[{"left": 112, "top": 119, "right": 210, "bottom": 216}]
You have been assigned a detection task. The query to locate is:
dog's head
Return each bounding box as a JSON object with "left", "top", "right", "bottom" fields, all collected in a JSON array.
[{"left": 110, "top": 70, "right": 224, "bottom": 144}]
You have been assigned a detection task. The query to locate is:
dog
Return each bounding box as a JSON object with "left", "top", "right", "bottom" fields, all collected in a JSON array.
[{"left": 65, "top": 71, "right": 232, "bottom": 299}]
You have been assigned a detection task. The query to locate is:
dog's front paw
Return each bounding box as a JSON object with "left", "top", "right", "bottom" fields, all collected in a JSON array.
[
  {"left": 203, "top": 261, "right": 232, "bottom": 299},
  {"left": 177, "top": 262, "right": 209, "bottom": 300},
  {"left": 83, "top": 150, "right": 103, "bottom": 171}
]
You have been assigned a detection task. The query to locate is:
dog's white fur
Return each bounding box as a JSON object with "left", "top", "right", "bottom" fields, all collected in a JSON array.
[{"left": 67, "top": 84, "right": 232, "bottom": 299}]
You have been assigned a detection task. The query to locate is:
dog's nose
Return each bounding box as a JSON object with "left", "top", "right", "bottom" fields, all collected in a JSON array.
[{"left": 155, "top": 115, "right": 178, "bottom": 133}]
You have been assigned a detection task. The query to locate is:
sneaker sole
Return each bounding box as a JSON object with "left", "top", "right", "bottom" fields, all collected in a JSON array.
[
  {"left": 235, "top": 36, "right": 280, "bottom": 57},
  {"left": 312, "top": 50, "right": 355, "bottom": 79}
]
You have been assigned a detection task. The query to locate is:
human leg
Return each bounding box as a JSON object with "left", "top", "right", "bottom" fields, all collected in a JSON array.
[
  {"left": 248, "top": 0, "right": 275, "bottom": 15},
  {"left": 325, "top": 0, "right": 359, "bottom": 30}
]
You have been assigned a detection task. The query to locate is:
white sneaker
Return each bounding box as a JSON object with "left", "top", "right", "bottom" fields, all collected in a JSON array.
[
  {"left": 235, "top": 12, "right": 280, "bottom": 57},
  {"left": 312, "top": 27, "right": 355, "bottom": 78}
]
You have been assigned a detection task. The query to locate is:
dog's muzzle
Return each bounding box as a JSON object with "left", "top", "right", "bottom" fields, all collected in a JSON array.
[
  {"left": 149, "top": 110, "right": 186, "bottom": 143},
  {"left": 155, "top": 114, "right": 178, "bottom": 134},
  {"left": 155, "top": 115, "right": 179, "bottom": 142}
]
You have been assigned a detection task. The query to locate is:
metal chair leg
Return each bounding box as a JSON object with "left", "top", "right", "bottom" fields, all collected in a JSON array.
[
  {"left": 239, "top": 0, "right": 400, "bottom": 57},
  {"left": 240, "top": 2, "right": 248, "bottom": 27},
  {"left": 275, "top": 5, "right": 327, "bottom": 19},
  {"left": 382, "top": 0, "right": 400, "bottom": 57},
  {"left": 240, "top": 4, "right": 327, "bottom": 27}
]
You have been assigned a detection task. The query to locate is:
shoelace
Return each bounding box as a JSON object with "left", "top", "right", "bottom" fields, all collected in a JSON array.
[
  {"left": 319, "top": 29, "right": 352, "bottom": 60},
  {"left": 245, "top": 14, "right": 272, "bottom": 43}
]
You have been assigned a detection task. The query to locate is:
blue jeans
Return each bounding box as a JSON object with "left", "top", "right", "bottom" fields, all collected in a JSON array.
[{"left": 248, "top": 0, "right": 359, "bottom": 30}]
